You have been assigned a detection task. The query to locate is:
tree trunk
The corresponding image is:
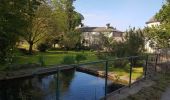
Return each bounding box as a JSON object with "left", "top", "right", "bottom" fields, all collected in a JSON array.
[{"left": 28, "top": 42, "right": 33, "bottom": 55}]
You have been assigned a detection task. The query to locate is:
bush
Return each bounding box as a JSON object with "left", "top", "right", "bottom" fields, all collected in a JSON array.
[
  {"left": 18, "top": 48, "right": 28, "bottom": 54},
  {"left": 61, "top": 56, "right": 75, "bottom": 64},
  {"left": 37, "top": 43, "right": 50, "bottom": 52},
  {"left": 75, "top": 54, "right": 87, "bottom": 63},
  {"left": 96, "top": 52, "right": 109, "bottom": 60},
  {"left": 113, "top": 60, "right": 129, "bottom": 68},
  {"left": 38, "top": 55, "right": 45, "bottom": 66}
]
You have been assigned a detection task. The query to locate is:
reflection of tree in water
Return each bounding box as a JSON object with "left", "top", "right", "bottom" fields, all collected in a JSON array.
[
  {"left": 59, "top": 69, "right": 75, "bottom": 92},
  {"left": 0, "top": 78, "right": 45, "bottom": 100},
  {"left": 0, "top": 70, "right": 76, "bottom": 100}
]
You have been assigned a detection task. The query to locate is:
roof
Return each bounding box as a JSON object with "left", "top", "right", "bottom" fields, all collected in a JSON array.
[
  {"left": 78, "top": 27, "right": 123, "bottom": 33},
  {"left": 146, "top": 16, "right": 160, "bottom": 24}
]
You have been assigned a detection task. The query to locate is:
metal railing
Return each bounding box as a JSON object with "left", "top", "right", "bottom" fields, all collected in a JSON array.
[
  {"left": 53, "top": 55, "right": 152, "bottom": 100},
  {"left": 1, "top": 54, "right": 165, "bottom": 100}
]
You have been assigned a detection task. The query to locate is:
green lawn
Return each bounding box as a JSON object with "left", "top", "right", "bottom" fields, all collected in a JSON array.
[
  {"left": 12, "top": 50, "right": 143, "bottom": 80},
  {"left": 13, "top": 51, "right": 98, "bottom": 66}
]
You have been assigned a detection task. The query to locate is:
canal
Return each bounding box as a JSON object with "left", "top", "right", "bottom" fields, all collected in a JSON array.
[{"left": 0, "top": 69, "right": 123, "bottom": 100}]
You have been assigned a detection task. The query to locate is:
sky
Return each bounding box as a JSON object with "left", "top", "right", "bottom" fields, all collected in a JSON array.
[{"left": 74, "top": 0, "right": 165, "bottom": 31}]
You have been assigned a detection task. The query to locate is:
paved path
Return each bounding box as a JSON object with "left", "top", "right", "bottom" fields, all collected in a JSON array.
[
  {"left": 105, "top": 79, "right": 155, "bottom": 100},
  {"left": 161, "top": 86, "right": 170, "bottom": 100}
]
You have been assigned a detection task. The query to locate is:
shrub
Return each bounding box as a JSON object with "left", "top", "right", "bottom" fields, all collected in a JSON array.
[
  {"left": 113, "top": 60, "right": 129, "bottom": 68},
  {"left": 18, "top": 48, "right": 28, "bottom": 54},
  {"left": 38, "top": 55, "right": 45, "bottom": 66},
  {"left": 61, "top": 56, "right": 75, "bottom": 64},
  {"left": 75, "top": 54, "right": 87, "bottom": 63},
  {"left": 37, "top": 43, "right": 50, "bottom": 52}
]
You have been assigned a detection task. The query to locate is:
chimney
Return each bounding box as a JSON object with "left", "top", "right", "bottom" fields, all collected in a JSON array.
[{"left": 106, "top": 23, "right": 110, "bottom": 29}]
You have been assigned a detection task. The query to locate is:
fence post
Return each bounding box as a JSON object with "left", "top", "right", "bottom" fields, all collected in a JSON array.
[
  {"left": 129, "top": 57, "right": 133, "bottom": 87},
  {"left": 56, "top": 69, "right": 60, "bottom": 100},
  {"left": 105, "top": 60, "right": 108, "bottom": 99},
  {"left": 155, "top": 54, "right": 158, "bottom": 72},
  {"left": 144, "top": 55, "right": 149, "bottom": 78}
]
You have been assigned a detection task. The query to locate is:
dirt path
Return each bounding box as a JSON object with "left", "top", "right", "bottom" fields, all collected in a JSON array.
[{"left": 161, "top": 86, "right": 170, "bottom": 100}]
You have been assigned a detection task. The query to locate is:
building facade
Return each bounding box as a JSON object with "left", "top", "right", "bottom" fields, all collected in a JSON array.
[{"left": 78, "top": 24, "right": 123, "bottom": 49}]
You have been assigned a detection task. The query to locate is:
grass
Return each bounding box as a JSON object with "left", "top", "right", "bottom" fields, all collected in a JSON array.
[
  {"left": 82, "top": 62, "right": 143, "bottom": 80},
  {"left": 124, "top": 72, "right": 170, "bottom": 100},
  {"left": 13, "top": 50, "right": 98, "bottom": 66},
  {"left": 9, "top": 50, "right": 143, "bottom": 81}
]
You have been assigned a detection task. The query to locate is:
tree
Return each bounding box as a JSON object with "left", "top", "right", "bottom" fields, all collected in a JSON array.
[
  {"left": 111, "top": 28, "right": 145, "bottom": 57},
  {"left": 125, "top": 28, "right": 145, "bottom": 56},
  {"left": 50, "top": 0, "right": 84, "bottom": 50},
  {"left": 21, "top": 3, "right": 52, "bottom": 54},
  {"left": 145, "top": 0, "right": 170, "bottom": 49},
  {"left": 0, "top": 0, "right": 42, "bottom": 64}
]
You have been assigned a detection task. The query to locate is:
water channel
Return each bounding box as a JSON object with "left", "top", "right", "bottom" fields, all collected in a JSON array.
[{"left": 0, "top": 69, "right": 123, "bottom": 100}]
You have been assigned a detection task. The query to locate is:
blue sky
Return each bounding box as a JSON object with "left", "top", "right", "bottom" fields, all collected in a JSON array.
[{"left": 74, "top": 0, "right": 164, "bottom": 31}]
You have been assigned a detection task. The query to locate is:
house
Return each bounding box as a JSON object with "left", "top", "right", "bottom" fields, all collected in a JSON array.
[
  {"left": 145, "top": 16, "right": 160, "bottom": 53},
  {"left": 78, "top": 24, "right": 123, "bottom": 49},
  {"left": 146, "top": 16, "right": 160, "bottom": 27}
]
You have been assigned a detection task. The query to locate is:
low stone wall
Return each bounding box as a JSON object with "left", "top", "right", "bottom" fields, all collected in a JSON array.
[
  {"left": 76, "top": 66, "right": 129, "bottom": 85},
  {"left": 0, "top": 65, "right": 75, "bottom": 81}
]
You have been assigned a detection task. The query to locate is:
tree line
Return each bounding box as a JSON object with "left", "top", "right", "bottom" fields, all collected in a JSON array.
[{"left": 0, "top": 0, "right": 83, "bottom": 64}]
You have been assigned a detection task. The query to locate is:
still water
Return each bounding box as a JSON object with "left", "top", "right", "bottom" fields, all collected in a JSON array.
[{"left": 0, "top": 69, "right": 122, "bottom": 100}]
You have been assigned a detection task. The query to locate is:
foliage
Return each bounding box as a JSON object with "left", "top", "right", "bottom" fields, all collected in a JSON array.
[
  {"left": 125, "top": 28, "right": 145, "bottom": 56},
  {"left": 0, "top": 0, "right": 42, "bottom": 64},
  {"left": 109, "top": 28, "right": 145, "bottom": 57},
  {"left": 144, "top": 26, "right": 170, "bottom": 48},
  {"left": 75, "top": 54, "right": 87, "bottom": 63},
  {"left": 21, "top": 3, "right": 52, "bottom": 54},
  {"left": 145, "top": 0, "right": 170, "bottom": 48},
  {"left": 38, "top": 55, "right": 45, "bottom": 66},
  {"left": 37, "top": 43, "right": 50, "bottom": 52},
  {"left": 43, "top": 0, "right": 84, "bottom": 50},
  {"left": 113, "top": 60, "right": 129, "bottom": 68},
  {"left": 61, "top": 55, "right": 75, "bottom": 64},
  {"left": 60, "top": 31, "right": 82, "bottom": 50},
  {"left": 111, "top": 41, "right": 127, "bottom": 57}
]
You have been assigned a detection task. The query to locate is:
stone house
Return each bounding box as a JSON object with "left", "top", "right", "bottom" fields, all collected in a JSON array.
[{"left": 78, "top": 24, "right": 123, "bottom": 49}]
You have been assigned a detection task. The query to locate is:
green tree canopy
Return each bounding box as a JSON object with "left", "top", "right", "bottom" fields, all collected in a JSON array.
[
  {"left": 0, "top": 0, "right": 42, "bottom": 63},
  {"left": 145, "top": 0, "right": 170, "bottom": 49}
]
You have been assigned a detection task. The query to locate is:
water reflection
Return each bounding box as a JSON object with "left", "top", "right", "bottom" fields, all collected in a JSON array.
[{"left": 0, "top": 69, "right": 122, "bottom": 100}]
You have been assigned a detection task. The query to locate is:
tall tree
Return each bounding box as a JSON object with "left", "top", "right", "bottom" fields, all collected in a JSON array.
[
  {"left": 0, "top": 0, "right": 42, "bottom": 63},
  {"left": 50, "top": 0, "right": 84, "bottom": 49},
  {"left": 21, "top": 4, "right": 52, "bottom": 54},
  {"left": 125, "top": 28, "right": 145, "bottom": 56}
]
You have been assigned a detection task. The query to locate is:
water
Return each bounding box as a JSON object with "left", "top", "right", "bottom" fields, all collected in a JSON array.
[{"left": 0, "top": 69, "right": 123, "bottom": 100}]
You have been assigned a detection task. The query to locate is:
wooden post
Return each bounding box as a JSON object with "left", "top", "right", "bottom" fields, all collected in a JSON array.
[
  {"left": 129, "top": 58, "right": 133, "bottom": 87},
  {"left": 155, "top": 54, "right": 158, "bottom": 72},
  {"left": 144, "top": 55, "right": 149, "bottom": 78}
]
